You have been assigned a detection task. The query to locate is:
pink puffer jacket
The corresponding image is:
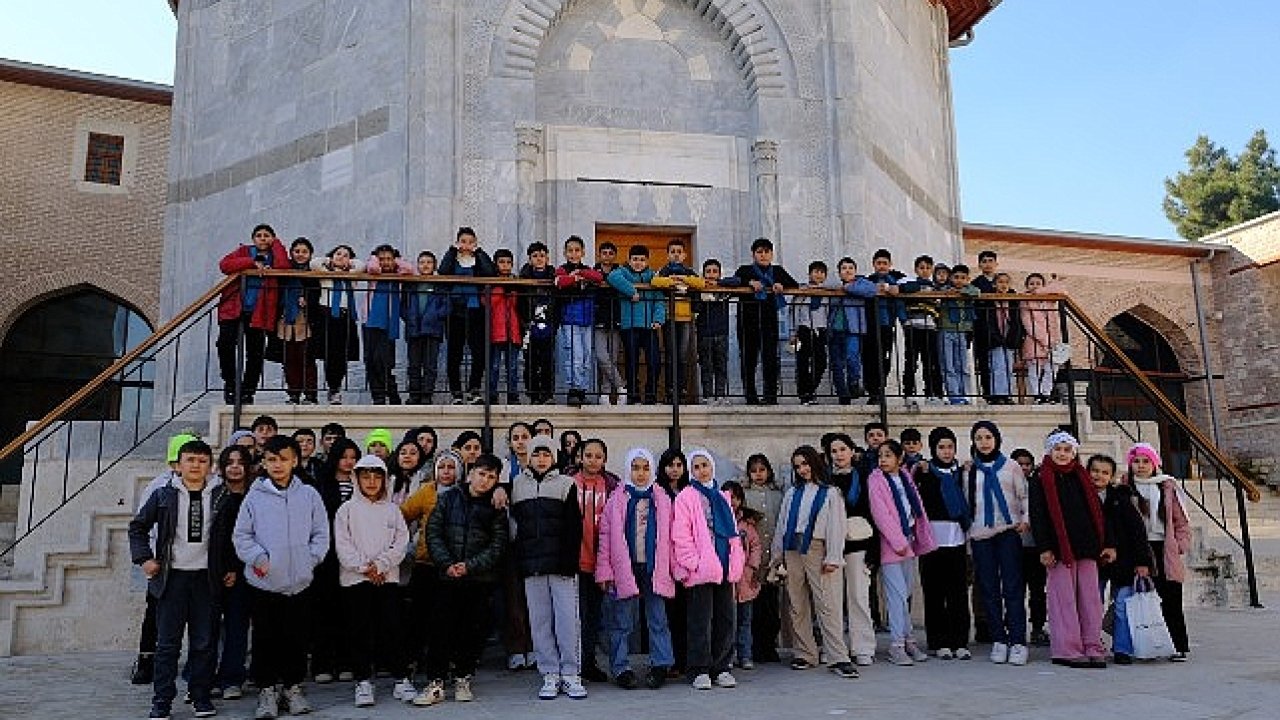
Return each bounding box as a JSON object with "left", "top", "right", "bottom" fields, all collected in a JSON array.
[
  {"left": 594, "top": 485, "right": 675, "bottom": 599},
  {"left": 671, "top": 485, "right": 745, "bottom": 587}
]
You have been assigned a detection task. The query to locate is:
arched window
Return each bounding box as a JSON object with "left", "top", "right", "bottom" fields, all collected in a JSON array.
[{"left": 0, "top": 289, "right": 153, "bottom": 483}]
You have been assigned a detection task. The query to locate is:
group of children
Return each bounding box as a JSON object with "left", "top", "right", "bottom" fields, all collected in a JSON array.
[
  {"left": 129, "top": 414, "right": 1192, "bottom": 719},
  {"left": 216, "top": 225, "right": 1065, "bottom": 409}
]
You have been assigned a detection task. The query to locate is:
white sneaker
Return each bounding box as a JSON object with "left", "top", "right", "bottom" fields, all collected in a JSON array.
[
  {"left": 392, "top": 678, "right": 417, "bottom": 702},
  {"left": 283, "top": 684, "right": 310, "bottom": 715},
  {"left": 691, "top": 673, "right": 713, "bottom": 690},
  {"left": 936, "top": 648, "right": 954, "bottom": 660},
  {"left": 337, "top": 671, "right": 354, "bottom": 682},
  {"left": 561, "top": 674, "right": 587, "bottom": 699},
  {"left": 524, "top": 653, "right": 538, "bottom": 669},
  {"left": 906, "top": 643, "right": 929, "bottom": 662},
  {"left": 714, "top": 671, "right": 737, "bottom": 688},
  {"left": 312, "top": 672, "right": 333, "bottom": 684},
  {"left": 538, "top": 673, "right": 561, "bottom": 700},
  {"left": 453, "top": 676, "right": 474, "bottom": 702},
  {"left": 955, "top": 647, "right": 973, "bottom": 660},
  {"left": 854, "top": 654, "right": 874, "bottom": 667},
  {"left": 1008, "top": 644, "right": 1029, "bottom": 666},
  {"left": 222, "top": 685, "right": 243, "bottom": 700},
  {"left": 508, "top": 653, "right": 525, "bottom": 671},
  {"left": 328, "top": 391, "right": 343, "bottom": 405},
  {"left": 354, "top": 680, "right": 375, "bottom": 708},
  {"left": 411, "top": 680, "right": 445, "bottom": 707},
  {"left": 991, "top": 642, "right": 1009, "bottom": 664},
  {"left": 255, "top": 687, "right": 279, "bottom": 720}
]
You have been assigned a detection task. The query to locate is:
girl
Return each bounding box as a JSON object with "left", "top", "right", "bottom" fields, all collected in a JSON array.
[
  {"left": 658, "top": 448, "right": 691, "bottom": 677},
  {"left": 982, "top": 273, "right": 1023, "bottom": 406},
  {"left": 1088, "top": 454, "right": 1153, "bottom": 665},
  {"left": 389, "top": 440, "right": 429, "bottom": 505},
  {"left": 826, "top": 433, "right": 879, "bottom": 666},
  {"left": 1019, "top": 273, "right": 1065, "bottom": 404},
  {"left": 216, "top": 224, "right": 289, "bottom": 405},
  {"left": 867, "top": 439, "right": 938, "bottom": 666},
  {"left": 912, "top": 427, "right": 972, "bottom": 660},
  {"left": 965, "top": 420, "right": 1030, "bottom": 665},
  {"left": 772, "top": 447, "right": 855, "bottom": 678},
  {"left": 672, "top": 449, "right": 744, "bottom": 690},
  {"left": 723, "top": 481, "right": 762, "bottom": 671},
  {"left": 497, "top": 422, "right": 536, "bottom": 672},
  {"left": 334, "top": 455, "right": 412, "bottom": 706},
  {"left": 559, "top": 430, "right": 583, "bottom": 474},
  {"left": 402, "top": 426, "right": 438, "bottom": 478},
  {"left": 1030, "top": 431, "right": 1113, "bottom": 668},
  {"left": 211, "top": 446, "right": 254, "bottom": 697},
  {"left": 572, "top": 438, "right": 615, "bottom": 682},
  {"left": 741, "top": 454, "right": 784, "bottom": 664},
  {"left": 452, "top": 431, "right": 484, "bottom": 472},
  {"left": 310, "top": 438, "right": 361, "bottom": 683},
  {"left": 595, "top": 448, "right": 676, "bottom": 689},
  {"left": 310, "top": 244, "right": 362, "bottom": 405},
  {"left": 279, "top": 237, "right": 320, "bottom": 404},
  {"left": 1011, "top": 447, "right": 1049, "bottom": 646},
  {"left": 1123, "top": 443, "right": 1191, "bottom": 661}
]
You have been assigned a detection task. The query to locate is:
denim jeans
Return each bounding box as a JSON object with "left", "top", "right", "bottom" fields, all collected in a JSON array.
[
  {"left": 558, "top": 324, "right": 593, "bottom": 392},
  {"left": 1110, "top": 585, "right": 1135, "bottom": 656},
  {"left": 621, "top": 327, "right": 660, "bottom": 402},
  {"left": 939, "top": 330, "right": 970, "bottom": 401},
  {"left": 735, "top": 601, "right": 754, "bottom": 664},
  {"left": 828, "top": 330, "right": 863, "bottom": 400},
  {"left": 988, "top": 347, "right": 1015, "bottom": 397},
  {"left": 154, "top": 570, "right": 216, "bottom": 708},
  {"left": 489, "top": 342, "right": 520, "bottom": 396},
  {"left": 970, "top": 529, "right": 1027, "bottom": 645},
  {"left": 603, "top": 567, "right": 674, "bottom": 676}
]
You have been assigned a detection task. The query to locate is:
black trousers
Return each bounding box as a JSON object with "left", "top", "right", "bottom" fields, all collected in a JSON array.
[
  {"left": 666, "top": 585, "right": 688, "bottom": 673},
  {"left": 751, "top": 583, "right": 781, "bottom": 662},
  {"left": 249, "top": 587, "right": 310, "bottom": 688},
  {"left": 427, "top": 579, "right": 494, "bottom": 681},
  {"left": 362, "top": 326, "right": 399, "bottom": 402},
  {"left": 406, "top": 336, "right": 443, "bottom": 402},
  {"left": 686, "top": 582, "right": 736, "bottom": 678},
  {"left": 920, "top": 545, "right": 971, "bottom": 651},
  {"left": 305, "top": 561, "right": 347, "bottom": 676},
  {"left": 739, "top": 309, "right": 781, "bottom": 402},
  {"left": 526, "top": 336, "right": 556, "bottom": 399},
  {"left": 903, "top": 326, "right": 942, "bottom": 398},
  {"left": 860, "top": 324, "right": 896, "bottom": 400},
  {"left": 795, "top": 326, "right": 828, "bottom": 400},
  {"left": 405, "top": 565, "right": 438, "bottom": 666},
  {"left": 1150, "top": 541, "right": 1189, "bottom": 652},
  {"left": 343, "top": 581, "right": 407, "bottom": 681},
  {"left": 446, "top": 309, "right": 486, "bottom": 393},
  {"left": 216, "top": 314, "right": 265, "bottom": 397},
  {"left": 1021, "top": 546, "right": 1048, "bottom": 629}
]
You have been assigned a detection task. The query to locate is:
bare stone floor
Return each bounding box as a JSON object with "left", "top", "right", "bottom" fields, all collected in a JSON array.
[{"left": 3, "top": 599, "right": 1279, "bottom": 720}]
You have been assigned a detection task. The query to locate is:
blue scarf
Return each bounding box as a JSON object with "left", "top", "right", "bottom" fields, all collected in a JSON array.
[
  {"left": 930, "top": 460, "right": 971, "bottom": 531},
  {"left": 886, "top": 469, "right": 925, "bottom": 542},
  {"left": 692, "top": 481, "right": 736, "bottom": 582},
  {"left": 366, "top": 279, "right": 402, "bottom": 340},
  {"left": 242, "top": 247, "right": 272, "bottom": 311},
  {"left": 783, "top": 484, "right": 829, "bottom": 554},
  {"left": 751, "top": 263, "right": 786, "bottom": 311},
  {"left": 330, "top": 278, "right": 356, "bottom": 318},
  {"left": 970, "top": 454, "right": 1012, "bottom": 528},
  {"left": 842, "top": 469, "right": 863, "bottom": 507},
  {"left": 624, "top": 484, "right": 659, "bottom": 578},
  {"left": 281, "top": 262, "right": 307, "bottom": 324}
]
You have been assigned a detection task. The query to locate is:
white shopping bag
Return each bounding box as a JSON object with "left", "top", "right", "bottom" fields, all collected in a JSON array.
[{"left": 1124, "top": 577, "right": 1175, "bottom": 660}]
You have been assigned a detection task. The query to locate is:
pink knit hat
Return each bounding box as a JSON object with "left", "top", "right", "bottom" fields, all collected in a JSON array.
[{"left": 1126, "top": 443, "right": 1162, "bottom": 468}]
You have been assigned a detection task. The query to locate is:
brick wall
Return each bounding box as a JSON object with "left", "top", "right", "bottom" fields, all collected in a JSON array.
[{"left": 0, "top": 80, "right": 169, "bottom": 336}]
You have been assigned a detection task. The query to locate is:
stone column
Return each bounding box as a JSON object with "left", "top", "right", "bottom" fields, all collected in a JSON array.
[
  {"left": 753, "top": 139, "right": 781, "bottom": 256},
  {"left": 515, "top": 125, "right": 544, "bottom": 259}
]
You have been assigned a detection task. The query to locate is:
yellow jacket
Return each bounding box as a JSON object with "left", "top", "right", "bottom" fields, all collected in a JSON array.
[
  {"left": 400, "top": 481, "right": 440, "bottom": 565},
  {"left": 651, "top": 274, "right": 707, "bottom": 323}
]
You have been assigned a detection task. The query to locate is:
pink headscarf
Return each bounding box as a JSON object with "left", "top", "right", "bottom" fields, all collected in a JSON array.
[{"left": 1126, "top": 443, "right": 1161, "bottom": 469}]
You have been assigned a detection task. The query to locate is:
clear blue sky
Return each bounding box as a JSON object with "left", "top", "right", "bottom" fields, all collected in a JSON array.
[{"left": 3, "top": 1, "right": 1277, "bottom": 239}]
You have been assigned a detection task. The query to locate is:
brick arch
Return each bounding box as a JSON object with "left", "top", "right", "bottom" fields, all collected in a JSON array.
[
  {"left": 0, "top": 274, "right": 156, "bottom": 342},
  {"left": 492, "top": 0, "right": 797, "bottom": 98},
  {"left": 1098, "top": 298, "right": 1203, "bottom": 376}
]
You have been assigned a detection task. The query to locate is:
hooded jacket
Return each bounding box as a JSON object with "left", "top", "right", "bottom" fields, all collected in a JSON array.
[
  {"left": 607, "top": 265, "right": 668, "bottom": 330},
  {"left": 218, "top": 240, "right": 291, "bottom": 328},
  {"left": 427, "top": 483, "right": 508, "bottom": 584},
  {"left": 334, "top": 487, "right": 410, "bottom": 587},
  {"left": 510, "top": 464, "right": 582, "bottom": 578},
  {"left": 232, "top": 476, "right": 330, "bottom": 595}
]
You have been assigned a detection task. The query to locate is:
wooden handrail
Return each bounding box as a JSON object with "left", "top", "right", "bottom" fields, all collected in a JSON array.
[
  {"left": 0, "top": 275, "right": 240, "bottom": 463},
  {"left": 1060, "top": 296, "right": 1262, "bottom": 503}
]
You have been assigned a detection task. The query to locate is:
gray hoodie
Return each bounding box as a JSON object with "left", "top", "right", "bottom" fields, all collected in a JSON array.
[{"left": 233, "top": 476, "right": 330, "bottom": 596}]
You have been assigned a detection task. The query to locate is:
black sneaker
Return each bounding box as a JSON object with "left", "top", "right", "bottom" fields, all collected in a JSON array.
[
  {"left": 829, "top": 661, "right": 859, "bottom": 679},
  {"left": 148, "top": 702, "right": 171, "bottom": 720},
  {"left": 1030, "top": 628, "right": 1050, "bottom": 647},
  {"left": 582, "top": 662, "right": 608, "bottom": 683},
  {"left": 193, "top": 698, "right": 217, "bottom": 718},
  {"left": 644, "top": 667, "right": 667, "bottom": 689},
  {"left": 568, "top": 390, "right": 584, "bottom": 408},
  {"left": 1114, "top": 653, "right": 1133, "bottom": 665},
  {"left": 131, "top": 654, "right": 154, "bottom": 685},
  {"left": 614, "top": 669, "right": 638, "bottom": 690},
  {"left": 451, "top": 393, "right": 464, "bottom": 405},
  {"left": 508, "top": 393, "right": 521, "bottom": 405}
]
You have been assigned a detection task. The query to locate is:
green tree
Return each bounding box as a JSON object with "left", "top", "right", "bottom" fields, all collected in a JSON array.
[{"left": 1163, "top": 129, "right": 1280, "bottom": 239}]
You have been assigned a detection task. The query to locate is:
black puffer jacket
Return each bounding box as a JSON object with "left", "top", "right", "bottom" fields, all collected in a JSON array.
[
  {"left": 1100, "top": 483, "right": 1154, "bottom": 587},
  {"left": 427, "top": 486, "right": 508, "bottom": 583},
  {"left": 509, "top": 468, "right": 582, "bottom": 578}
]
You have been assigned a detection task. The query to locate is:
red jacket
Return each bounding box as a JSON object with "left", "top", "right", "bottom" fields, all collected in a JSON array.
[
  {"left": 488, "top": 284, "right": 522, "bottom": 344},
  {"left": 217, "top": 240, "right": 290, "bottom": 329}
]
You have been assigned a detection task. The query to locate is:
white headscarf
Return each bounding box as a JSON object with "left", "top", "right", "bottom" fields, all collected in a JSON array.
[
  {"left": 685, "top": 447, "right": 718, "bottom": 486},
  {"left": 624, "top": 447, "right": 657, "bottom": 488},
  {"left": 1043, "top": 430, "right": 1080, "bottom": 456}
]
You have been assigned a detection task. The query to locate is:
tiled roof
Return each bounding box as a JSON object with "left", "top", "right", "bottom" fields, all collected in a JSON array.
[{"left": 938, "top": 0, "right": 998, "bottom": 42}]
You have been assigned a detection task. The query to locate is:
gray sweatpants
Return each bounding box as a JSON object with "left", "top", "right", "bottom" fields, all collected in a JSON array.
[
  {"left": 593, "top": 328, "right": 626, "bottom": 393},
  {"left": 524, "top": 574, "right": 582, "bottom": 677}
]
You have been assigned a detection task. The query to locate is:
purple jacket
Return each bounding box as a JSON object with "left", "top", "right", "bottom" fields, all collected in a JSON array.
[{"left": 595, "top": 484, "right": 676, "bottom": 599}]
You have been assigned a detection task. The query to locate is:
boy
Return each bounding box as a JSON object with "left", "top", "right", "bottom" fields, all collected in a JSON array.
[
  {"left": 651, "top": 238, "right": 706, "bottom": 403},
  {"left": 415, "top": 453, "right": 509, "bottom": 706},
  {"left": 510, "top": 436, "right": 585, "bottom": 700},
  {"left": 827, "top": 258, "right": 877, "bottom": 405},
  {"left": 694, "top": 259, "right": 733, "bottom": 404},
  {"left": 250, "top": 415, "right": 278, "bottom": 458},
  {"left": 519, "top": 242, "right": 558, "bottom": 404},
  {"left": 899, "top": 255, "right": 944, "bottom": 405},
  {"left": 233, "top": 435, "right": 330, "bottom": 719},
  {"left": 591, "top": 242, "right": 627, "bottom": 404},
  {"left": 789, "top": 260, "right": 831, "bottom": 405},
  {"left": 129, "top": 439, "right": 221, "bottom": 720},
  {"left": 291, "top": 427, "right": 322, "bottom": 481},
  {"left": 402, "top": 250, "right": 450, "bottom": 404},
  {"left": 363, "top": 244, "right": 415, "bottom": 405},
  {"left": 937, "top": 263, "right": 980, "bottom": 405},
  {"left": 732, "top": 238, "right": 799, "bottom": 405},
  {"left": 217, "top": 224, "right": 289, "bottom": 405},
  {"left": 900, "top": 428, "right": 925, "bottom": 467},
  {"left": 862, "top": 249, "right": 906, "bottom": 405},
  {"left": 607, "top": 246, "right": 666, "bottom": 405},
  {"left": 971, "top": 250, "right": 1000, "bottom": 401},
  {"left": 488, "top": 248, "right": 523, "bottom": 404},
  {"left": 317, "top": 422, "right": 346, "bottom": 463},
  {"left": 554, "top": 235, "right": 606, "bottom": 408},
  {"left": 438, "top": 227, "right": 497, "bottom": 405}
]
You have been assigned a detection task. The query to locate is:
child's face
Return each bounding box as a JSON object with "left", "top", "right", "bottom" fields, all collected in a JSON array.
[
  {"left": 291, "top": 244, "right": 312, "bottom": 264},
  {"left": 581, "top": 443, "right": 605, "bottom": 475},
  {"left": 703, "top": 264, "right": 721, "bottom": 281},
  {"left": 792, "top": 455, "right": 813, "bottom": 482},
  {"left": 1090, "top": 462, "right": 1114, "bottom": 489},
  {"left": 972, "top": 428, "right": 997, "bottom": 455},
  {"left": 667, "top": 244, "right": 687, "bottom": 266},
  {"left": 873, "top": 257, "right": 892, "bottom": 274},
  {"left": 915, "top": 260, "right": 933, "bottom": 279},
  {"left": 934, "top": 439, "right": 956, "bottom": 464},
  {"left": 263, "top": 448, "right": 298, "bottom": 483},
  {"left": 330, "top": 247, "right": 353, "bottom": 270},
  {"left": 1026, "top": 275, "right": 1045, "bottom": 291},
  {"left": 877, "top": 445, "right": 901, "bottom": 473},
  {"left": 376, "top": 251, "right": 397, "bottom": 273},
  {"left": 934, "top": 268, "right": 950, "bottom": 285},
  {"left": 1130, "top": 455, "right": 1155, "bottom": 478},
  {"left": 357, "top": 469, "right": 384, "bottom": 499},
  {"left": 597, "top": 245, "right": 617, "bottom": 267},
  {"left": 951, "top": 271, "right": 970, "bottom": 288},
  {"left": 838, "top": 261, "right": 857, "bottom": 283},
  {"left": 864, "top": 429, "right": 887, "bottom": 449},
  {"left": 508, "top": 426, "right": 531, "bottom": 456},
  {"left": 730, "top": 493, "right": 742, "bottom": 512},
  {"left": 253, "top": 424, "right": 277, "bottom": 445},
  {"left": 529, "top": 250, "right": 549, "bottom": 269},
  {"left": 337, "top": 448, "right": 359, "bottom": 475},
  {"left": 457, "top": 439, "right": 482, "bottom": 463},
  {"left": 691, "top": 455, "right": 714, "bottom": 483},
  {"left": 565, "top": 242, "right": 584, "bottom": 264},
  {"left": 178, "top": 452, "right": 211, "bottom": 485},
  {"left": 753, "top": 246, "right": 773, "bottom": 266},
  {"left": 809, "top": 268, "right": 827, "bottom": 285},
  {"left": 903, "top": 439, "right": 923, "bottom": 457},
  {"left": 252, "top": 228, "right": 275, "bottom": 251},
  {"left": 369, "top": 441, "right": 390, "bottom": 460},
  {"left": 534, "top": 423, "right": 554, "bottom": 438},
  {"left": 1016, "top": 456, "right": 1034, "bottom": 478},
  {"left": 397, "top": 443, "right": 421, "bottom": 470},
  {"left": 979, "top": 256, "right": 998, "bottom": 276},
  {"left": 295, "top": 434, "right": 315, "bottom": 458},
  {"left": 222, "top": 455, "right": 247, "bottom": 483},
  {"left": 469, "top": 467, "right": 498, "bottom": 495},
  {"left": 418, "top": 255, "right": 437, "bottom": 275},
  {"left": 665, "top": 458, "right": 684, "bottom": 481},
  {"left": 530, "top": 449, "right": 555, "bottom": 473},
  {"left": 830, "top": 440, "right": 853, "bottom": 469},
  {"left": 630, "top": 458, "right": 652, "bottom": 487},
  {"left": 1050, "top": 442, "right": 1076, "bottom": 466},
  {"left": 496, "top": 256, "right": 513, "bottom": 276},
  {"left": 628, "top": 254, "right": 648, "bottom": 272},
  {"left": 436, "top": 459, "right": 458, "bottom": 486},
  {"left": 416, "top": 432, "right": 435, "bottom": 457},
  {"left": 995, "top": 274, "right": 1011, "bottom": 293},
  {"left": 748, "top": 461, "right": 769, "bottom": 485},
  {"left": 456, "top": 233, "right": 477, "bottom": 255}
]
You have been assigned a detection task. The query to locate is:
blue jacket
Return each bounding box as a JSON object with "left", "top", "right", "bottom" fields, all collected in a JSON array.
[
  {"left": 828, "top": 277, "right": 877, "bottom": 335},
  {"left": 607, "top": 266, "right": 668, "bottom": 330},
  {"left": 401, "top": 282, "right": 450, "bottom": 339},
  {"left": 128, "top": 481, "right": 227, "bottom": 599},
  {"left": 865, "top": 271, "right": 908, "bottom": 327},
  {"left": 233, "top": 477, "right": 330, "bottom": 596}
]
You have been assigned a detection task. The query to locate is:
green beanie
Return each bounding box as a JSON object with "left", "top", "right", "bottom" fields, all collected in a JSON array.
[
  {"left": 364, "top": 428, "right": 394, "bottom": 451},
  {"left": 167, "top": 433, "right": 199, "bottom": 463}
]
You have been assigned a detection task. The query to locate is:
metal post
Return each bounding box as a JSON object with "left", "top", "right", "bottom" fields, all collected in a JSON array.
[
  {"left": 1058, "top": 302, "right": 1078, "bottom": 435},
  {"left": 874, "top": 296, "right": 888, "bottom": 427},
  {"left": 1234, "top": 479, "right": 1263, "bottom": 607},
  {"left": 668, "top": 290, "right": 681, "bottom": 451},
  {"left": 232, "top": 274, "right": 247, "bottom": 430},
  {"left": 482, "top": 283, "right": 494, "bottom": 452}
]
